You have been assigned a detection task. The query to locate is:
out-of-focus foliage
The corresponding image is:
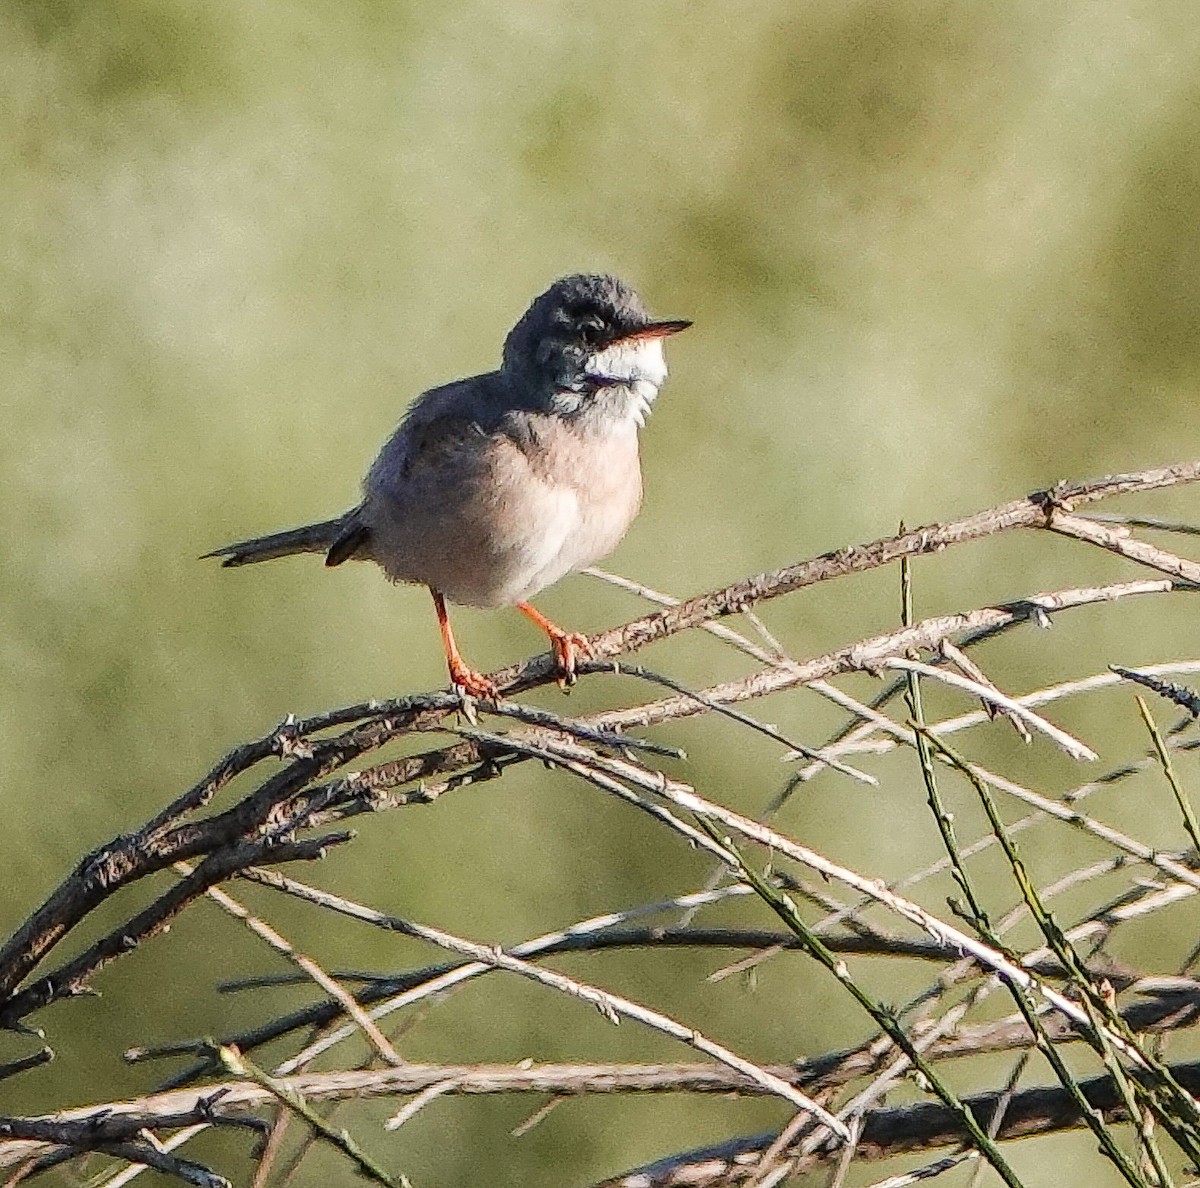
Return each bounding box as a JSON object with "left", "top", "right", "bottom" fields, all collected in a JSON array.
[{"left": 4, "top": 2, "right": 1200, "bottom": 1184}]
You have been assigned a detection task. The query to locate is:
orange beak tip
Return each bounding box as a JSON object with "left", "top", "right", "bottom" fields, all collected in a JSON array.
[{"left": 621, "top": 319, "right": 693, "bottom": 343}]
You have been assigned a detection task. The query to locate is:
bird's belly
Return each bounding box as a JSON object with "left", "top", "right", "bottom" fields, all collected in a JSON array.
[
  {"left": 502, "top": 482, "right": 638, "bottom": 604},
  {"left": 469, "top": 483, "right": 586, "bottom": 606},
  {"left": 364, "top": 421, "right": 642, "bottom": 607},
  {"left": 366, "top": 469, "right": 639, "bottom": 608}
]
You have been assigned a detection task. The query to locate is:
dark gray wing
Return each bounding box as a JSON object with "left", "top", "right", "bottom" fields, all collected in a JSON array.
[{"left": 365, "top": 371, "right": 529, "bottom": 497}]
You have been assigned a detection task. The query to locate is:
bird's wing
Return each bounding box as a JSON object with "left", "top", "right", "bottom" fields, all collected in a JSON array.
[
  {"left": 366, "top": 373, "right": 521, "bottom": 495},
  {"left": 399, "top": 411, "right": 491, "bottom": 479}
]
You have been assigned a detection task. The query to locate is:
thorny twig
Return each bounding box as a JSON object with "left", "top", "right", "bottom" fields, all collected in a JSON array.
[{"left": 5, "top": 464, "right": 1200, "bottom": 1185}]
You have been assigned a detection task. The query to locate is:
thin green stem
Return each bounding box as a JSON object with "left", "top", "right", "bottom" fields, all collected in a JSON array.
[
  {"left": 901, "top": 553, "right": 989, "bottom": 931},
  {"left": 920, "top": 730, "right": 1200, "bottom": 1163},
  {"left": 697, "top": 818, "right": 1026, "bottom": 1188},
  {"left": 1082, "top": 993, "right": 1175, "bottom": 1186},
  {"left": 1136, "top": 695, "right": 1200, "bottom": 856},
  {"left": 900, "top": 693, "right": 1150, "bottom": 1186},
  {"left": 213, "top": 1044, "right": 408, "bottom": 1188}
]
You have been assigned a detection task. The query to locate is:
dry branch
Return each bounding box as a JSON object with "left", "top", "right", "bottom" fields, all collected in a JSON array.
[
  {"left": 4, "top": 462, "right": 1200, "bottom": 1186},
  {"left": 592, "top": 1060, "right": 1200, "bottom": 1187},
  {"left": 7, "top": 1048, "right": 1200, "bottom": 1179}
]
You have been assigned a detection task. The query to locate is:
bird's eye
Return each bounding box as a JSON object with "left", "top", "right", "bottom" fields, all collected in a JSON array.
[{"left": 579, "top": 316, "right": 605, "bottom": 346}]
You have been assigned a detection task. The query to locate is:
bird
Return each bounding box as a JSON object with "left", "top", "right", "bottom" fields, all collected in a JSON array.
[{"left": 204, "top": 273, "right": 690, "bottom": 698}]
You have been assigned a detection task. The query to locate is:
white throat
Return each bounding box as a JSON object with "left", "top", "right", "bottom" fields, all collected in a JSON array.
[{"left": 585, "top": 337, "right": 668, "bottom": 428}]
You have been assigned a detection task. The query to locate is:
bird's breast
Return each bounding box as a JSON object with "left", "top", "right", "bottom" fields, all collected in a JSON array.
[{"left": 531, "top": 419, "right": 643, "bottom": 560}]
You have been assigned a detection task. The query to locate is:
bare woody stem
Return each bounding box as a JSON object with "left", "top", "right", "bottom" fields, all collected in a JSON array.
[{"left": 0, "top": 461, "right": 1197, "bottom": 1141}]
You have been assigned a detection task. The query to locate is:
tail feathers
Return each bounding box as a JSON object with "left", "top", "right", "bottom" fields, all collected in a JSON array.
[
  {"left": 325, "top": 520, "right": 371, "bottom": 567},
  {"left": 202, "top": 515, "right": 353, "bottom": 568}
]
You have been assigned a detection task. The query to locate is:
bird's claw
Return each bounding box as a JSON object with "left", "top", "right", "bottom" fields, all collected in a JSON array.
[
  {"left": 549, "top": 631, "right": 593, "bottom": 688},
  {"left": 449, "top": 663, "right": 498, "bottom": 701}
]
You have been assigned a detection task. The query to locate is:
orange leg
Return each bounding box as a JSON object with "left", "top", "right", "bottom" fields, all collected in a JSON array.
[
  {"left": 517, "top": 601, "right": 593, "bottom": 684},
  {"left": 431, "top": 589, "right": 497, "bottom": 699}
]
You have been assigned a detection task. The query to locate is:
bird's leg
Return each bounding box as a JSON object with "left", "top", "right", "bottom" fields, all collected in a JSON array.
[
  {"left": 431, "top": 589, "right": 497, "bottom": 699},
  {"left": 516, "top": 601, "right": 593, "bottom": 685}
]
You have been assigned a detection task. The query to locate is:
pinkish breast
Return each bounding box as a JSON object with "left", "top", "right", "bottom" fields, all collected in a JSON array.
[{"left": 539, "top": 421, "right": 643, "bottom": 572}]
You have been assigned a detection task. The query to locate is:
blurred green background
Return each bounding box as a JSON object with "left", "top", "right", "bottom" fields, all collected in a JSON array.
[{"left": 6, "top": 1, "right": 1200, "bottom": 1184}]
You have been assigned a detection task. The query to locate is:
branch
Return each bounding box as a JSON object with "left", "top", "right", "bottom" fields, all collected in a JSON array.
[
  {"left": 592, "top": 1059, "right": 1200, "bottom": 1186},
  {"left": 2, "top": 461, "right": 1200, "bottom": 1188},
  {"left": 8, "top": 1055, "right": 1200, "bottom": 1181}
]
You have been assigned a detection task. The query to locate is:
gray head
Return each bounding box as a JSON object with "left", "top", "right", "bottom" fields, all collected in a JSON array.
[{"left": 502, "top": 274, "right": 690, "bottom": 426}]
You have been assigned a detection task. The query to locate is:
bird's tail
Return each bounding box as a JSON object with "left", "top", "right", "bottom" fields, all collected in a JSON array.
[{"left": 202, "top": 515, "right": 352, "bottom": 567}]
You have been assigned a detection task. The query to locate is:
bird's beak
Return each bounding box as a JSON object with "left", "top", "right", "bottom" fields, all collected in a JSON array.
[{"left": 617, "top": 319, "right": 693, "bottom": 343}]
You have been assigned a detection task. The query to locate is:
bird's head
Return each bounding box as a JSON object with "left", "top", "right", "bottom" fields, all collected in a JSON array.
[{"left": 502, "top": 274, "right": 690, "bottom": 427}]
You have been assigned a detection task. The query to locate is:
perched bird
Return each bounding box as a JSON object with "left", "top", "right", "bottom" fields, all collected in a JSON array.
[{"left": 205, "top": 274, "right": 690, "bottom": 697}]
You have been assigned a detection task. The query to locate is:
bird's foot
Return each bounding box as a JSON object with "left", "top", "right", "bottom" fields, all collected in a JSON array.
[
  {"left": 514, "top": 602, "right": 593, "bottom": 690},
  {"left": 448, "top": 661, "right": 498, "bottom": 700},
  {"left": 547, "top": 629, "right": 593, "bottom": 688}
]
